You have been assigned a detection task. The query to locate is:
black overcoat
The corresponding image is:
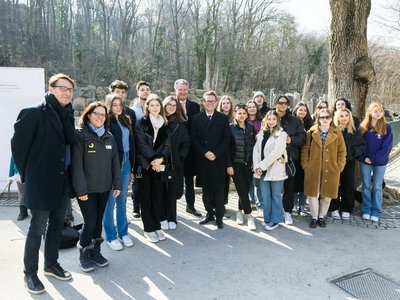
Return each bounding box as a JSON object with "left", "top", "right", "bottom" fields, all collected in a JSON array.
[
  {"left": 191, "top": 111, "right": 231, "bottom": 189},
  {"left": 11, "top": 100, "right": 69, "bottom": 210}
]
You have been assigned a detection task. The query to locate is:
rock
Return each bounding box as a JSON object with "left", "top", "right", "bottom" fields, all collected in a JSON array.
[{"left": 72, "top": 96, "right": 86, "bottom": 111}]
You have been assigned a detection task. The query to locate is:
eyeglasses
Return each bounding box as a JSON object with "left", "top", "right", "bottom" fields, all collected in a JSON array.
[
  {"left": 319, "top": 116, "right": 331, "bottom": 120},
  {"left": 277, "top": 102, "right": 288, "bottom": 105},
  {"left": 54, "top": 86, "right": 74, "bottom": 93},
  {"left": 204, "top": 100, "right": 217, "bottom": 104},
  {"left": 92, "top": 111, "right": 106, "bottom": 118}
]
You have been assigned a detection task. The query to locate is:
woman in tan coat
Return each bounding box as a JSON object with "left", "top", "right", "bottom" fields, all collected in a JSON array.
[{"left": 301, "top": 108, "right": 346, "bottom": 228}]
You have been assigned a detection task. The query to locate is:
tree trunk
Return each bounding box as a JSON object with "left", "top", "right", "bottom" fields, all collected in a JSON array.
[{"left": 328, "top": 0, "right": 374, "bottom": 119}]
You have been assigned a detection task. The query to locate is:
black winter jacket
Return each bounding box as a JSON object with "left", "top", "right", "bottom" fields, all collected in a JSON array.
[
  {"left": 72, "top": 124, "right": 122, "bottom": 196},
  {"left": 228, "top": 120, "right": 256, "bottom": 165},
  {"left": 341, "top": 128, "right": 365, "bottom": 162},
  {"left": 279, "top": 109, "right": 306, "bottom": 161},
  {"left": 109, "top": 115, "right": 135, "bottom": 171},
  {"left": 135, "top": 117, "right": 170, "bottom": 171}
]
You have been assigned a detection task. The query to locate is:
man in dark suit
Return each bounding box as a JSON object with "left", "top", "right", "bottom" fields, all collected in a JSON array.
[
  {"left": 191, "top": 91, "right": 231, "bottom": 228},
  {"left": 11, "top": 73, "right": 76, "bottom": 294},
  {"left": 174, "top": 79, "right": 202, "bottom": 217}
]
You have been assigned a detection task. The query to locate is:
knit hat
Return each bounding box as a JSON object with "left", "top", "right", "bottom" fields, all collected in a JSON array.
[{"left": 253, "top": 91, "right": 265, "bottom": 100}]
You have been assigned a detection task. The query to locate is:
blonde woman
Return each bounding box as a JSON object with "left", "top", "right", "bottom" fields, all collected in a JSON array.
[
  {"left": 301, "top": 108, "right": 346, "bottom": 228},
  {"left": 217, "top": 95, "right": 235, "bottom": 123},
  {"left": 253, "top": 110, "right": 288, "bottom": 231},
  {"left": 329, "top": 108, "right": 365, "bottom": 219},
  {"left": 358, "top": 102, "right": 393, "bottom": 222}
]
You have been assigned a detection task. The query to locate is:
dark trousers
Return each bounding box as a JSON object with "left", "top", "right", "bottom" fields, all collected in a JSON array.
[
  {"left": 184, "top": 174, "right": 195, "bottom": 208},
  {"left": 163, "top": 184, "right": 177, "bottom": 223},
  {"left": 131, "top": 176, "right": 140, "bottom": 213},
  {"left": 231, "top": 163, "right": 253, "bottom": 215},
  {"left": 203, "top": 185, "right": 225, "bottom": 221},
  {"left": 138, "top": 169, "right": 163, "bottom": 232},
  {"left": 223, "top": 174, "right": 230, "bottom": 205},
  {"left": 78, "top": 192, "right": 109, "bottom": 247},
  {"left": 24, "top": 205, "right": 67, "bottom": 275},
  {"left": 283, "top": 168, "right": 296, "bottom": 213},
  {"left": 330, "top": 160, "right": 356, "bottom": 213}
]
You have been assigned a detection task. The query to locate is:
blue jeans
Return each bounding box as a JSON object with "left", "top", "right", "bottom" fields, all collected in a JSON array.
[
  {"left": 259, "top": 176, "right": 284, "bottom": 224},
  {"left": 360, "top": 162, "right": 386, "bottom": 217},
  {"left": 249, "top": 177, "right": 263, "bottom": 209},
  {"left": 24, "top": 205, "right": 67, "bottom": 275},
  {"left": 103, "top": 153, "right": 130, "bottom": 241}
]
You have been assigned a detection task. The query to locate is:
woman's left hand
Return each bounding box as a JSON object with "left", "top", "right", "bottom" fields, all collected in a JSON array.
[
  {"left": 227, "top": 167, "right": 234, "bottom": 175},
  {"left": 113, "top": 189, "right": 121, "bottom": 197}
]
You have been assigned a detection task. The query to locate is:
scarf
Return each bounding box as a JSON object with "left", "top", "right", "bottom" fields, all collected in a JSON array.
[
  {"left": 88, "top": 122, "right": 105, "bottom": 137},
  {"left": 261, "top": 129, "right": 271, "bottom": 161},
  {"left": 45, "top": 92, "right": 77, "bottom": 145},
  {"left": 149, "top": 114, "right": 165, "bottom": 143}
]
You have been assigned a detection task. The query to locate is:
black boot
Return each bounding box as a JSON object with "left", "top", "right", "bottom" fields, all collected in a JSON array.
[
  {"left": 91, "top": 238, "right": 109, "bottom": 267},
  {"left": 77, "top": 241, "right": 95, "bottom": 273},
  {"left": 17, "top": 205, "right": 28, "bottom": 221}
]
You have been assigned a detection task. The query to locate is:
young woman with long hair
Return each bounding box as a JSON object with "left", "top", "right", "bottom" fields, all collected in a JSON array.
[
  {"left": 162, "top": 95, "right": 190, "bottom": 230},
  {"left": 103, "top": 94, "right": 135, "bottom": 251},
  {"left": 227, "top": 104, "right": 257, "bottom": 230},
  {"left": 253, "top": 110, "right": 288, "bottom": 231},
  {"left": 301, "top": 108, "right": 346, "bottom": 228},
  {"left": 217, "top": 95, "right": 235, "bottom": 123},
  {"left": 135, "top": 94, "right": 170, "bottom": 242},
  {"left": 358, "top": 102, "right": 393, "bottom": 222},
  {"left": 329, "top": 108, "right": 365, "bottom": 219}
]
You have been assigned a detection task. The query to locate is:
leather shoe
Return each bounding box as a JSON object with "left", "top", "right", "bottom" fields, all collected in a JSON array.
[
  {"left": 309, "top": 219, "right": 318, "bottom": 228},
  {"left": 44, "top": 264, "right": 72, "bottom": 281},
  {"left": 24, "top": 274, "right": 46, "bottom": 295},
  {"left": 186, "top": 206, "right": 202, "bottom": 217},
  {"left": 216, "top": 222, "right": 224, "bottom": 229},
  {"left": 318, "top": 218, "right": 326, "bottom": 228},
  {"left": 199, "top": 215, "right": 214, "bottom": 225}
]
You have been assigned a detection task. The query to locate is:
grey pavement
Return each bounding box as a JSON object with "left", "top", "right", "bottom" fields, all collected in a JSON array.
[{"left": 1, "top": 152, "right": 400, "bottom": 299}]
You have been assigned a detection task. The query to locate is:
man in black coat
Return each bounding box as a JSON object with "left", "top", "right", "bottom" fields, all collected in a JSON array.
[
  {"left": 191, "top": 91, "right": 231, "bottom": 228},
  {"left": 174, "top": 79, "right": 202, "bottom": 217},
  {"left": 11, "top": 73, "right": 76, "bottom": 294}
]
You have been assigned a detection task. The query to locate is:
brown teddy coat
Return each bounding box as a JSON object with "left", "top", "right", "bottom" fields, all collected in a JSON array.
[{"left": 301, "top": 124, "right": 346, "bottom": 199}]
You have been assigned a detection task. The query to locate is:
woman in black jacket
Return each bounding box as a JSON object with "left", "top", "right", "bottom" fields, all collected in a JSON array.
[
  {"left": 329, "top": 107, "right": 365, "bottom": 219},
  {"left": 162, "top": 96, "right": 190, "bottom": 229},
  {"left": 227, "top": 104, "right": 257, "bottom": 230},
  {"left": 135, "top": 94, "right": 170, "bottom": 243},
  {"left": 103, "top": 94, "right": 135, "bottom": 251},
  {"left": 72, "top": 102, "right": 122, "bottom": 272}
]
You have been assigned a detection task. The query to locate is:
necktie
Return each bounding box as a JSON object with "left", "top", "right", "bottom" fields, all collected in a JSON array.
[
  {"left": 208, "top": 115, "right": 212, "bottom": 120},
  {"left": 181, "top": 101, "right": 187, "bottom": 115}
]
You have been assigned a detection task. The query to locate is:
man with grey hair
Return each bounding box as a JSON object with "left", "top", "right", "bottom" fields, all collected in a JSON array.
[{"left": 174, "top": 79, "right": 201, "bottom": 217}]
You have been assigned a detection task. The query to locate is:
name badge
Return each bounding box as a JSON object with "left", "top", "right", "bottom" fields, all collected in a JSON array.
[{"left": 106, "top": 145, "right": 112, "bottom": 150}]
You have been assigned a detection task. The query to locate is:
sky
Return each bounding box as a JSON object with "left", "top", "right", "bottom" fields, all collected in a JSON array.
[{"left": 279, "top": 0, "right": 400, "bottom": 47}]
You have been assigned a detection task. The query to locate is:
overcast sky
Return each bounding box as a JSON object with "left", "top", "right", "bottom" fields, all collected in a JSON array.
[{"left": 280, "top": 0, "right": 400, "bottom": 47}]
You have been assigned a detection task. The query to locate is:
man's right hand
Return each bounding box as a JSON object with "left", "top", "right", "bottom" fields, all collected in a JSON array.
[{"left": 78, "top": 194, "right": 88, "bottom": 201}]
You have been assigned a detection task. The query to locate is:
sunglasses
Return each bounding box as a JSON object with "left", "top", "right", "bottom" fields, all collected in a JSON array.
[
  {"left": 319, "top": 116, "right": 331, "bottom": 120},
  {"left": 277, "top": 101, "right": 288, "bottom": 105}
]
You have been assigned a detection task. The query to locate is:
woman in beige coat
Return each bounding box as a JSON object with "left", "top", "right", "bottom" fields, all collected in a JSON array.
[{"left": 301, "top": 108, "right": 346, "bottom": 228}]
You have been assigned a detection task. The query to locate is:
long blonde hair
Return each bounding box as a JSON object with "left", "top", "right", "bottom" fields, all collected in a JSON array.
[
  {"left": 260, "top": 110, "right": 281, "bottom": 134},
  {"left": 360, "top": 102, "right": 387, "bottom": 136},
  {"left": 334, "top": 107, "right": 355, "bottom": 133}
]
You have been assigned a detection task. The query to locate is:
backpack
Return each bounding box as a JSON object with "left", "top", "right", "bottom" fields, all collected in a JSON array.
[{"left": 59, "top": 223, "right": 82, "bottom": 249}]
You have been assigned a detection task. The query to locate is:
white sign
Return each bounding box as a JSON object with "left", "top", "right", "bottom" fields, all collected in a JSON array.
[{"left": 0, "top": 67, "right": 45, "bottom": 192}]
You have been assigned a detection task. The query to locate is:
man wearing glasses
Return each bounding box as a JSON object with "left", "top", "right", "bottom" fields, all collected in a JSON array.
[
  {"left": 11, "top": 73, "right": 76, "bottom": 294},
  {"left": 274, "top": 95, "right": 306, "bottom": 225},
  {"left": 191, "top": 91, "right": 231, "bottom": 229}
]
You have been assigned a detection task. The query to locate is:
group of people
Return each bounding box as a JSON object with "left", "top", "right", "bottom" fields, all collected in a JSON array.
[{"left": 11, "top": 73, "right": 393, "bottom": 295}]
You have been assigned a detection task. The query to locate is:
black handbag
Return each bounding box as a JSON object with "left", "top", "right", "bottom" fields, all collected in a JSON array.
[
  {"left": 284, "top": 154, "right": 296, "bottom": 177},
  {"left": 159, "top": 144, "right": 175, "bottom": 182}
]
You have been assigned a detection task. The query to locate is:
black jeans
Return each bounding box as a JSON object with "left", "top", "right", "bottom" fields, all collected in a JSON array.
[
  {"left": 283, "top": 167, "right": 296, "bottom": 213},
  {"left": 330, "top": 160, "right": 356, "bottom": 213},
  {"left": 78, "top": 192, "right": 110, "bottom": 247},
  {"left": 24, "top": 205, "right": 67, "bottom": 275},
  {"left": 131, "top": 175, "right": 140, "bottom": 213},
  {"left": 184, "top": 174, "right": 195, "bottom": 208},
  {"left": 231, "top": 163, "right": 253, "bottom": 215}
]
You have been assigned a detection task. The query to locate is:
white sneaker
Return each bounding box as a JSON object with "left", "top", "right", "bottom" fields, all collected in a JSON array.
[
  {"left": 121, "top": 235, "right": 133, "bottom": 247},
  {"left": 144, "top": 232, "right": 159, "bottom": 243},
  {"left": 370, "top": 216, "right": 379, "bottom": 222},
  {"left": 107, "top": 239, "right": 123, "bottom": 251},
  {"left": 155, "top": 230, "right": 166, "bottom": 241},
  {"left": 362, "top": 214, "right": 371, "bottom": 220},
  {"left": 341, "top": 212, "right": 350, "bottom": 219},
  {"left": 236, "top": 211, "right": 244, "bottom": 225},
  {"left": 168, "top": 222, "right": 177, "bottom": 230},
  {"left": 160, "top": 220, "right": 169, "bottom": 230},
  {"left": 284, "top": 212, "right": 293, "bottom": 225},
  {"left": 265, "top": 222, "right": 279, "bottom": 231},
  {"left": 331, "top": 210, "right": 341, "bottom": 220},
  {"left": 247, "top": 216, "right": 256, "bottom": 231},
  {"left": 256, "top": 208, "right": 264, "bottom": 218},
  {"left": 261, "top": 221, "right": 266, "bottom": 227}
]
